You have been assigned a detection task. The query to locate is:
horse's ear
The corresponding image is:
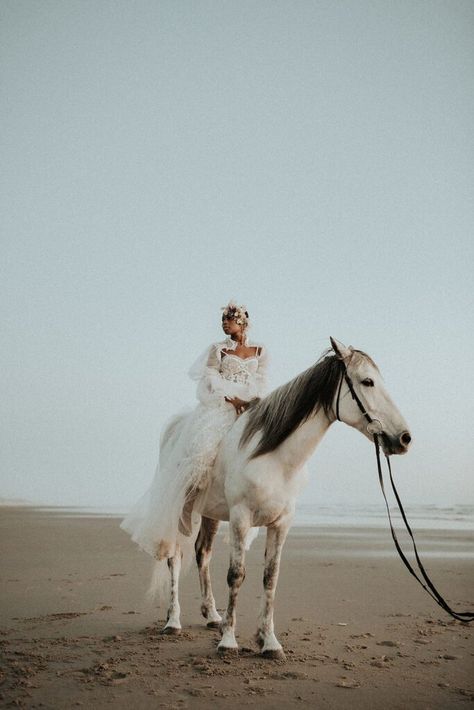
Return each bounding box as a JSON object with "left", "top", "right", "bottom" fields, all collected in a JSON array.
[{"left": 330, "top": 337, "right": 352, "bottom": 361}]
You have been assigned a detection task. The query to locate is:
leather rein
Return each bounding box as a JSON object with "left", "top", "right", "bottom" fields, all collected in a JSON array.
[{"left": 335, "top": 360, "right": 474, "bottom": 624}]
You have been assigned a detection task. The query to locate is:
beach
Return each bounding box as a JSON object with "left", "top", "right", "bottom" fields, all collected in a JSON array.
[{"left": 1, "top": 506, "right": 473, "bottom": 708}]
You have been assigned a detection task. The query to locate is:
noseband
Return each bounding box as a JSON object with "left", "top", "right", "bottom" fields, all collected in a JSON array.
[
  {"left": 335, "top": 361, "right": 383, "bottom": 435},
  {"left": 334, "top": 358, "right": 473, "bottom": 624}
]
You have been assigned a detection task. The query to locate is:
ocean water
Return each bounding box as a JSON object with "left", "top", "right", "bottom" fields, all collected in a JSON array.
[
  {"left": 293, "top": 503, "right": 474, "bottom": 531},
  {"left": 4, "top": 500, "right": 472, "bottom": 559},
  {"left": 291, "top": 504, "right": 474, "bottom": 560},
  {"left": 26, "top": 502, "right": 474, "bottom": 532}
]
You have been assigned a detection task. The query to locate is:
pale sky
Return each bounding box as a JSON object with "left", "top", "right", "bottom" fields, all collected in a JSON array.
[{"left": 1, "top": 0, "right": 473, "bottom": 510}]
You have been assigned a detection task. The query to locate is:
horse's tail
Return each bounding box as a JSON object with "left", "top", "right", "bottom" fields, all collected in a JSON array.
[
  {"left": 139, "top": 407, "right": 224, "bottom": 604},
  {"left": 146, "top": 512, "right": 202, "bottom": 603},
  {"left": 147, "top": 558, "right": 170, "bottom": 603}
]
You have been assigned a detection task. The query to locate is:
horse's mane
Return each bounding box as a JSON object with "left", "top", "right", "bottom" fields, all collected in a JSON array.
[{"left": 240, "top": 348, "right": 376, "bottom": 459}]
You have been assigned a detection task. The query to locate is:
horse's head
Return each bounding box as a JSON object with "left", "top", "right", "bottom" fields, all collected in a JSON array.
[{"left": 330, "top": 337, "right": 412, "bottom": 456}]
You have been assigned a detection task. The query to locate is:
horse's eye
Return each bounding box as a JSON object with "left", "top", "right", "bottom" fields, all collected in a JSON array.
[{"left": 362, "top": 378, "right": 374, "bottom": 387}]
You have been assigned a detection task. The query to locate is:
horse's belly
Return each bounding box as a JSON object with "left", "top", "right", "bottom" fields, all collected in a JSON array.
[{"left": 197, "top": 490, "right": 230, "bottom": 522}]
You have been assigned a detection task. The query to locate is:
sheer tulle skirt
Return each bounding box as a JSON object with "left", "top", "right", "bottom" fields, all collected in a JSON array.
[{"left": 120, "top": 401, "right": 236, "bottom": 559}]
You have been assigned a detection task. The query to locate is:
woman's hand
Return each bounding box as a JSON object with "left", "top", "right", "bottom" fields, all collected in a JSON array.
[{"left": 224, "top": 396, "right": 249, "bottom": 416}]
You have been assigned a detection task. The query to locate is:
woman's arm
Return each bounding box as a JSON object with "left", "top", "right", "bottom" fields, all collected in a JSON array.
[{"left": 192, "top": 344, "right": 227, "bottom": 405}]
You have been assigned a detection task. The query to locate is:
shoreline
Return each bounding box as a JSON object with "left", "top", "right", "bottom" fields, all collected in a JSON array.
[
  {"left": 3, "top": 501, "right": 474, "bottom": 531},
  {"left": 4, "top": 504, "right": 474, "bottom": 559}
]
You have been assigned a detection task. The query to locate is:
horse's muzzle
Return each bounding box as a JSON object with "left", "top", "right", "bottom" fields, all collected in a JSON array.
[{"left": 382, "top": 430, "right": 412, "bottom": 456}]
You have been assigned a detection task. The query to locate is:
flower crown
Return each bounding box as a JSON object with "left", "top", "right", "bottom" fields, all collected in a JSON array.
[{"left": 221, "top": 301, "right": 249, "bottom": 327}]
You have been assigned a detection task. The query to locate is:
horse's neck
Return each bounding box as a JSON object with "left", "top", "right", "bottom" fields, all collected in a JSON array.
[{"left": 277, "top": 408, "right": 333, "bottom": 472}]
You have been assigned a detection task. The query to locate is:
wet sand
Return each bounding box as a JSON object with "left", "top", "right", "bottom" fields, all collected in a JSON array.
[{"left": 1, "top": 506, "right": 473, "bottom": 708}]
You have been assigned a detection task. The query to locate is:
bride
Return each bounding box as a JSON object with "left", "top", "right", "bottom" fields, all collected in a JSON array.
[{"left": 120, "top": 301, "right": 269, "bottom": 560}]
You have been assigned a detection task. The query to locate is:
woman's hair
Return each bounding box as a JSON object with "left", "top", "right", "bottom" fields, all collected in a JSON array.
[{"left": 221, "top": 301, "right": 249, "bottom": 327}]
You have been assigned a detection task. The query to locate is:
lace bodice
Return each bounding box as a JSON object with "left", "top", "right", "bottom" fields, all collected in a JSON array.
[
  {"left": 220, "top": 353, "right": 259, "bottom": 386},
  {"left": 188, "top": 338, "right": 269, "bottom": 405}
]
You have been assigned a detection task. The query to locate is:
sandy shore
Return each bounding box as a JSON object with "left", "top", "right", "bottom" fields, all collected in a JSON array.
[{"left": 1, "top": 506, "right": 473, "bottom": 708}]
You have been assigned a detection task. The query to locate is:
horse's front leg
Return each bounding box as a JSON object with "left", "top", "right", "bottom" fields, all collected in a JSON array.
[
  {"left": 217, "top": 508, "right": 250, "bottom": 654},
  {"left": 161, "top": 543, "right": 182, "bottom": 635},
  {"left": 256, "top": 517, "right": 291, "bottom": 659},
  {"left": 195, "top": 516, "right": 222, "bottom": 628}
]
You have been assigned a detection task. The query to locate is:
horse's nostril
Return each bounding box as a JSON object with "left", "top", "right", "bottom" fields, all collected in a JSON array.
[{"left": 400, "top": 431, "right": 412, "bottom": 447}]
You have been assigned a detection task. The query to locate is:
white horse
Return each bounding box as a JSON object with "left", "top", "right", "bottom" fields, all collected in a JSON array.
[{"left": 156, "top": 338, "right": 411, "bottom": 659}]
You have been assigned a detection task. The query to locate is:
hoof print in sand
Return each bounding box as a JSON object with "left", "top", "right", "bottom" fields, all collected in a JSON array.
[
  {"left": 336, "top": 679, "right": 360, "bottom": 689},
  {"left": 217, "top": 646, "right": 238, "bottom": 657},
  {"left": 160, "top": 626, "right": 181, "bottom": 636},
  {"left": 261, "top": 648, "right": 286, "bottom": 661}
]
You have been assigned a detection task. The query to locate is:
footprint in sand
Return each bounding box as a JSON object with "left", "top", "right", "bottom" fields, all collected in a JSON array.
[
  {"left": 22, "top": 612, "right": 89, "bottom": 623},
  {"left": 336, "top": 678, "right": 360, "bottom": 689}
]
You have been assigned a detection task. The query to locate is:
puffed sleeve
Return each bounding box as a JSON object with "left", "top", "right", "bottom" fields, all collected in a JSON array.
[
  {"left": 249, "top": 345, "right": 269, "bottom": 399},
  {"left": 188, "top": 343, "right": 226, "bottom": 405}
]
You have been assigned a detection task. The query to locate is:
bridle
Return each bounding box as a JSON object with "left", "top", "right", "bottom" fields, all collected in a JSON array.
[
  {"left": 335, "top": 359, "right": 384, "bottom": 437},
  {"left": 334, "top": 358, "right": 473, "bottom": 624}
]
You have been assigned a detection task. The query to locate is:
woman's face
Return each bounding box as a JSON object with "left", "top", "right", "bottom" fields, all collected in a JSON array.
[{"left": 222, "top": 316, "right": 242, "bottom": 337}]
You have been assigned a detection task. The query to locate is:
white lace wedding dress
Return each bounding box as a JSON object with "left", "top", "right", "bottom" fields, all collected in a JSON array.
[{"left": 120, "top": 337, "right": 269, "bottom": 559}]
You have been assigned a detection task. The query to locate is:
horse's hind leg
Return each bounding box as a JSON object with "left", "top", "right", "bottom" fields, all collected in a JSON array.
[
  {"left": 195, "top": 516, "right": 222, "bottom": 628},
  {"left": 161, "top": 543, "right": 182, "bottom": 635},
  {"left": 255, "top": 517, "right": 291, "bottom": 660}
]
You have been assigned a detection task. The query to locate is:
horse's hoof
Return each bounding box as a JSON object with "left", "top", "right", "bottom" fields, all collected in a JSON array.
[
  {"left": 217, "top": 647, "right": 238, "bottom": 657},
  {"left": 206, "top": 621, "right": 220, "bottom": 629},
  {"left": 254, "top": 632, "right": 264, "bottom": 649},
  {"left": 160, "top": 626, "right": 181, "bottom": 636},
  {"left": 262, "top": 648, "right": 286, "bottom": 661}
]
